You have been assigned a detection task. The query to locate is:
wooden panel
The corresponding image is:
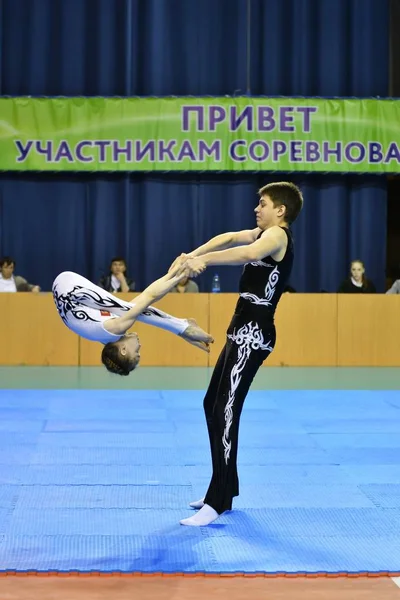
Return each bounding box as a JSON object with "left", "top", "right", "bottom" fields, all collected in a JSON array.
[
  {"left": 209, "top": 293, "right": 337, "bottom": 367},
  {"left": 338, "top": 295, "right": 400, "bottom": 366},
  {"left": 2, "top": 293, "right": 400, "bottom": 368},
  {"left": 79, "top": 293, "right": 210, "bottom": 367},
  {"left": 268, "top": 294, "right": 338, "bottom": 366},
  {"left": 0, "top": 293, "right": 78, "bottom": 366}
]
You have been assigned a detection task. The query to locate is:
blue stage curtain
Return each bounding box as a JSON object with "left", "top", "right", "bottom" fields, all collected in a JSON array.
[{"left": 0, "top": 0, "right": 389, "bottom": 293}]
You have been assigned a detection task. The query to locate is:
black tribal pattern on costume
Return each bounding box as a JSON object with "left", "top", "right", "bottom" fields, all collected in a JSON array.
[
  {"left": 52, "top": 284, "right": 128, "bottom": 325},
  {"left": 68, "top": 286, "right": 131, "bottom": 312},
  {"left": 53, "top": 282, "right": 172, "bottom": 326},
  {"left": 141, "top": 307, "right": 168, "bottom": 319}
]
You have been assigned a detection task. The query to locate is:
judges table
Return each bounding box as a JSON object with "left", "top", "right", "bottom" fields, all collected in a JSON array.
[{"left": 0, "top": 293, "right": 399, "bottom": 367}]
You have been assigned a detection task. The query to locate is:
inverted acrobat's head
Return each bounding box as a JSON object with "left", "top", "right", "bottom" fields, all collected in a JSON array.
[{"left": 101, "top": 332, "right": 141, "bottom": 376}]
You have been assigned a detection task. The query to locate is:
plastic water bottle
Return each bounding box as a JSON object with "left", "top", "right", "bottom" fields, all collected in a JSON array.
[{"left": 212, "top": 274, "right": 221, "bottom": 293}]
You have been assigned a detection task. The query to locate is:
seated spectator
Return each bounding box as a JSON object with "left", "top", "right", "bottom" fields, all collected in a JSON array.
[
  {"left": 0, "top": 257, "right": 40, "bottom": 293},
  {"left": 171, "top": 275, "right": 199, "bottom": 293},
  {"left": 386, "top": 279, "right": 400, "bottom": 294},
  {"left": 386, "top": 263, "right": 400, "bottom": 294},
  {"left": 337, "top": 259, "right": 376, "bottom": 294},
  {"left": 98, "top": 257, "right": 135, "bottom": 293}
]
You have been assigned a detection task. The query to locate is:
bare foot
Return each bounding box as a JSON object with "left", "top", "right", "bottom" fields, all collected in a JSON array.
[{"left": 179, "top": 318, "right": 214, "bottom": 352}]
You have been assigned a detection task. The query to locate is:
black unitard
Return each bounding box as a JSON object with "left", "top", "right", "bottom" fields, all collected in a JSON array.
[{"left": 203, "top": 227, "right": 294, "bottom": 514}]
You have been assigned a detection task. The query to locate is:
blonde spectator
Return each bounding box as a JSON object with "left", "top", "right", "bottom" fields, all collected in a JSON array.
[{"left": 337, "top": 260, "right": 376, "bottom": 294}]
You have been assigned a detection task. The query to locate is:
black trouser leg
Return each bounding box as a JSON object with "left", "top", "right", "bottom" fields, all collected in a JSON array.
[
  {"left": 203, "top": 324, "right": 273, "bottom": 514},
  {"left": 203, "top": 342, "right": 240, "bottom": 496}
]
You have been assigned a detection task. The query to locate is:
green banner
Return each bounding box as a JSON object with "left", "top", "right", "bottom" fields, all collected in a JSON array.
[{"left": 0, "top": 96, "right": 399, "bottom": 172}]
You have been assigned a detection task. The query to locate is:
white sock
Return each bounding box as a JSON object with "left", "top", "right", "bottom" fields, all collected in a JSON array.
[
  {"left": 189, "top": 497, "right": 205, "bottom": 510},
  {"left": 180, "top": 504, "right": 219, "bottom": 527}
]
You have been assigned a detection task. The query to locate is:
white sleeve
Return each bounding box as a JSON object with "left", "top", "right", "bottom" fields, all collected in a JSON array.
[{"left": 135, "top": 306, "right": 188, "bottom": 335}]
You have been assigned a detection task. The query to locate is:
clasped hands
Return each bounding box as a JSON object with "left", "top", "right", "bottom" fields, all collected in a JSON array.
[{"left": 169, "top": 253, "right": 207, "bottom": 278}]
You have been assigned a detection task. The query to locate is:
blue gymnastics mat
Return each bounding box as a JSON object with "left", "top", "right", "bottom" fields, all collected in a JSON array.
[{"left": 0, "top": 389, "right": 400, "bottom": 574}]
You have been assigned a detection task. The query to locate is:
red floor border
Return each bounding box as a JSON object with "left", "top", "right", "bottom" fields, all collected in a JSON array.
[{"left": 0, "top": 571, "right": 400, "bottom": 578}]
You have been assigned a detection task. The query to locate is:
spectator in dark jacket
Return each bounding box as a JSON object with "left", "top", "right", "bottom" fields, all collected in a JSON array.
[
  {"left": 98, "top": 257, "right": 135, "bottom": 293},
  {"left": 337, "top": 260, "right": 376, "bottom": 294}
]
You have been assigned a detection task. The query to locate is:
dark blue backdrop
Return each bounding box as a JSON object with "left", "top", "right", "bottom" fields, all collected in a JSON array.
[{"left": 0, "top": 0, "right": 389, "bottom": 292}]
